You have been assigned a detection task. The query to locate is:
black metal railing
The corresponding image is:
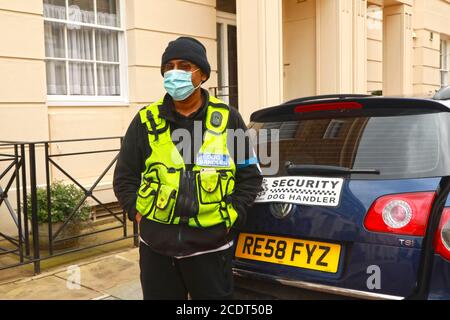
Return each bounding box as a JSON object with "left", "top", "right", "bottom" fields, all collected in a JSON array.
[
  {"left": 209, "top": 86, "right": 239, "bottom": 109},
  {"left": 0, "top": 143, "right": 29, "bottom": 268},
  {"left": 0, "top": 138, "right": 138, "bottom": 274}
]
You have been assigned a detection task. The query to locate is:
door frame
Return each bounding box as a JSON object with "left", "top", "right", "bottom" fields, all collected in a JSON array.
[{"left": 217, "top": 11, "right": 237, "bottom": 105}]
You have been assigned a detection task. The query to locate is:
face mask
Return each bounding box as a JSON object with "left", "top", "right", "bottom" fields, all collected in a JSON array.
[{"left": 164, "top": 69, "right": 201, "bottom": 101}]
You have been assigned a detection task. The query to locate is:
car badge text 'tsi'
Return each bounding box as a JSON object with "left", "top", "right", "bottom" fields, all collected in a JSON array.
[{"left": 270, "top": 203, "right": 294, "bottom": 219}]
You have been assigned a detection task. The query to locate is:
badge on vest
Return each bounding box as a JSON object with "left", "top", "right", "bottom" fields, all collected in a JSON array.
[
  {"left": 211, "top": 111, "right": 223, "bottom": 128},
  {"left": 197, "top": 153, "right": 230, "bottom": 167}
]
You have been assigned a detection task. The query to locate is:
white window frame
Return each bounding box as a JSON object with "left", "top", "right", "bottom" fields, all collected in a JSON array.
[
  {"left": 216, "top": 11, "right": 237, "bottom": 105},
  {"left": 441, "top": 38, "right": 450, "bottom": 88},
  {"left": 44, "top": 0, "right": 128, "bottom": 106}
]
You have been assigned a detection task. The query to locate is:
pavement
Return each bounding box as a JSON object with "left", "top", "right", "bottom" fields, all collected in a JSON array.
[
  {"left": 0, "top": 244, "right": 345, "bottom": 300},
  {"left": 0, "top": 248, "right": 142, "bottom": 300}
]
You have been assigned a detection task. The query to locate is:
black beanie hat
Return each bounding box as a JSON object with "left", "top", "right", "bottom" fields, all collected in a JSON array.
[{"left": 161, "top": 37, "right": 211, "bottom": 81}]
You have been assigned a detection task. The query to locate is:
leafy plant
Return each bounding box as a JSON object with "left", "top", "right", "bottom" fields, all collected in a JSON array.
[{"left": 26, "top": 181, "right": 91, "bottom": 224}]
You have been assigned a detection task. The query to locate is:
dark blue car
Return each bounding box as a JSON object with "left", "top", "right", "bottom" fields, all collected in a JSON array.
[{"left": 233, "top": 89, "right": 450, "bottom": 300}]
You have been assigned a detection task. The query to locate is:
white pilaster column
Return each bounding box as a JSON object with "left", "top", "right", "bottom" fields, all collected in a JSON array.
[
  {"left": 353, "top": 0, "right": 368, "bottom": 93},
  {"left": 383, "top": 4, "right": 413, "bottom": 96},
  {"left": 316, "top": 0, "right": 368, "bottom": 95},
  {"left": 236, "top": 0, "right": 283, "bottom": 123}
]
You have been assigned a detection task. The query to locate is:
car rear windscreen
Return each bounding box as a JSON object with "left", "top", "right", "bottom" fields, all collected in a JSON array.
[{"left": 251, "top": 112, "right": 450, "bottom": 179}]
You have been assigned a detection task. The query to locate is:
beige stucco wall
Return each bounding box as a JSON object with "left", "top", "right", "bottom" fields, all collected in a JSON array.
[
  {"left": 280, "top": 0, "right": 449, "bottom": 99},
  {"left": 282, "top": 0, "right": 368, "bottom": 101},
  {"left": 0, "top": 0, "right": 48, "bottom": 235},
  {"left": 413, "top": 0, "right": 450, "bottom": 96},
  {"left": 0, "top": 0, "right": 48, "bottom": 141},
  {"left": 282, "top": 0, "right": 369, "bottom": 100},
  {"left": 365, "top": 0, "right": 450, "bottom": 96},
  {"left": 127, "top": 0, "right": 218, "bottom": 114}
]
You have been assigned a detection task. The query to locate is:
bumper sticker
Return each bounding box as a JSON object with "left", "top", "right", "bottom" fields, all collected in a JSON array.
[{"left": 255, "top": 176, "right": 344, "bottom": 207}]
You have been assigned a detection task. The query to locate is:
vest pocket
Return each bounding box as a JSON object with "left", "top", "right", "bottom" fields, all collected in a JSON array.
[
  {"left": 220, "top": 171, "right": 235, "bottom": 196},
  {"left": 198, "top": 170, "right": 223, "bottom": 204},
  {"left": 136, "top": 181, "right": 158, "bottom": 216},
  {"left": 153, "top": 185, "right": 177, "bottom": 223}
]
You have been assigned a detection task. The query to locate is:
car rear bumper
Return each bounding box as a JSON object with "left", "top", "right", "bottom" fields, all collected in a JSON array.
[{"left": 233, "top": 268, "right": 404, "bottom": 300}]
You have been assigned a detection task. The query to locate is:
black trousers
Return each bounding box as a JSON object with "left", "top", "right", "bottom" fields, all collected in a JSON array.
[{"left": 139, "top": 243, "right": 235, "bottom": 300}]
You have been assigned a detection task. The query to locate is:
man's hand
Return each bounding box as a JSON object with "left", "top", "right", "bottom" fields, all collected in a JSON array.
[{"left": 135, "top": 212, "right": 143, "bottom": 224}]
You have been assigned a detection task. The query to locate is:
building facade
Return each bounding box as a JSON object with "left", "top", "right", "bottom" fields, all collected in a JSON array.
[
  {"left": 0, "top": 0, "right": 449, "bottom": 139},
  {"left": 0, "top": 0, "right": 449, "bottom": 233}
]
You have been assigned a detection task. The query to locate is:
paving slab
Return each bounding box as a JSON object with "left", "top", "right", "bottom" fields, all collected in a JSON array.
[
  {"left": 0, "top": 246, "right": 142, "bottom": 300},
  {"left": 0, "top": 275, "right": 100, "bottom": 300},
  {"left": 116, "top": 248, "right": 139, "bottom": 262},
  {"left": 55, "top": 255, "right": 139, "bottom": 293},
  {"left": 103, "top": 278, "right": 143, "bottom": 300}
]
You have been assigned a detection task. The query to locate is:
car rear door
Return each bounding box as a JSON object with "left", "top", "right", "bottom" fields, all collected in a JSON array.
[{"left": 233, "top": 98, "right": 450, "bottom": 299}]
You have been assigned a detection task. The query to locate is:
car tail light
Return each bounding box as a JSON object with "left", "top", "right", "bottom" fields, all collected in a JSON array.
[
  {"left": 295, "top": 102, "right": 362, "bottom": 113},
  {"left": 434, "top": 208, "right": 450, "bottom": 261},
  {"left": 364, "top": 192, "right": 436, "bottom": 236}
]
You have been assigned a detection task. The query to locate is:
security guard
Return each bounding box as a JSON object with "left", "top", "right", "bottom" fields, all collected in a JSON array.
[{"left": 113, "top": 37, "right": 263, "bottom": 300}]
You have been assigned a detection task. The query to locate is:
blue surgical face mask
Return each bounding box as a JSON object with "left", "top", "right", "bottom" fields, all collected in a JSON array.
[{"left": 164, "top": 69, "right": 201, "bottom": 101}]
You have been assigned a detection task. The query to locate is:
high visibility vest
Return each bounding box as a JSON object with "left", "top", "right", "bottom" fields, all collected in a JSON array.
[{"left": 135, "top": 96, "right": 238, "bottom": 228}]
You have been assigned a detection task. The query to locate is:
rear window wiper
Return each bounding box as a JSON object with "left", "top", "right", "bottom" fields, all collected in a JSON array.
[{"left": 285, "top": 162, "right": 380, "bottom": 176}]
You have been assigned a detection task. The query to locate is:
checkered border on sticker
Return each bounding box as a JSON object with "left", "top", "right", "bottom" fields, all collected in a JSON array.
[{"left": 272, "top": 188, "right": 337, "bottom": 196}]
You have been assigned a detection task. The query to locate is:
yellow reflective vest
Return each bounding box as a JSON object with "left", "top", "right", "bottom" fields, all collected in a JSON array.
[{"left": 136, "top": 96, "right": 238, "bottom": 228}]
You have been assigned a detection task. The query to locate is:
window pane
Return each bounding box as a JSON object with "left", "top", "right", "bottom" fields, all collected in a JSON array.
[
  {"left": 44, "top": 21, "right": 65, "bottom": 58},
  {"left": 95, "top": 30, "right": 119, "bottom": 62},
  {"left": 44, "top": 0, "right": 66, "bottom": 19},
  {"left": 253, "top": 113, "right": 443, "bottom": 179},
  {"left": 216, "top": 0, "right": 236, "bottom": 14},
  {"left": 68, "top": 0, "right": 95, "bottom": 24},
  {"left": 97, "top": 64, "right": 120, "bottom": 96},
  {"left": 46, "top": 61, "right": 67, "bottom": 95},
  {"left": 69, "top": 62, "right": 95, "bottom": 95},
  {"left": 68, "top": 27, "right": 94, "bottom": 60},
  {"left": 97, "top": 0, "right": 120, "bottom": 27}
]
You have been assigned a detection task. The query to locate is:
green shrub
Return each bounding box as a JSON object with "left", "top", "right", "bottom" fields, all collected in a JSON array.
[{"left": 27, "top": 181, "right": 91, "bottom": 224}]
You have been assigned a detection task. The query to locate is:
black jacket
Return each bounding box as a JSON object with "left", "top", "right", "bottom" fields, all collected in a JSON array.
[{"left": 113, "top": 89, "right": 263, "bottom": 257}]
